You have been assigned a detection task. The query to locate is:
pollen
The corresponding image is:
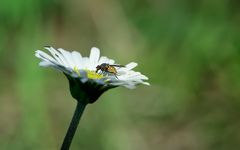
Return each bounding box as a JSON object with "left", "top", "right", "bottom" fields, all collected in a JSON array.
[
  {"left": 73, "top": 66, "right": 104, "bottom": 79},
  {"left": 85, "top": 70, "right": 104, "bottom": 79}
]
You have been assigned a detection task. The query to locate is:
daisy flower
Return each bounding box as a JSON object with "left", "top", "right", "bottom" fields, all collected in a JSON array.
[
  {"left": 35, "top": 46, "right": 149, "bottom": 103},
  {"left": 35, "top": 46, "right": 149, "bottom": 150}
]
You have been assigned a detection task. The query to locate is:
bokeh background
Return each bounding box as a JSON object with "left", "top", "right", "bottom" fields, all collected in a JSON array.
[{"left": 1, "top": 0, "right": 240, "bottom": 150}]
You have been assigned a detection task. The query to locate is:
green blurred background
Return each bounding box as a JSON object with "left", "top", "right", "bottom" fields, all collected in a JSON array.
[{"left": 1, "top": 0, "right": 240, "bottom": 150}]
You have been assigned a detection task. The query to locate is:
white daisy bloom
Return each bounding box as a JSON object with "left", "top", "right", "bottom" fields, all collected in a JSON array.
[{"left": 35, "top": 46, "right": 149, "bottom": 103}]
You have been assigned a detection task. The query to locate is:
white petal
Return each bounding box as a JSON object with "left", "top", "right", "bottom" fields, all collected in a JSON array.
[
  {"left": 89, "top": 47, "right": 100, "bottom": 63},
  {"left": 39, "top": 61, "right": 53, "bottom": 67},
  {"left": 58, "top": 48, "right": 75, "bottom": 68},
  {"left": 129, "top": 75, "right": 148, "bottom": 80},
  {"left": 88, "top": 47, "right": 100, "bottom": 70},
  {"left": 38, "top": 59, "right": 74, "bottom": 75},
  {"left": 120, "top": 72, "right": 148, "bottom": 81},
  {"left": 98, "top": 56, "right": 109, "bottom": 64},
  {"left": 51, "top": 48, "right": 70, "bottom": 67},
  {"left": 118, "top": 62, "right": 138, "bottom": 73},
  {"left": 35, "top": 50, "right": 57, "bottom": 63},
  {"left": 123, "top": 84, "right": 136, "bottom": 89},
  {"left": 81, "top": 57, "right": 89, "bottom": 69},
  {"left": 125, "top": 62, "right": 138, "bottom": 70},
  {"left": 143, "top": 82, "right": 150, "bottom": 85},
  {"left": 111, "top": 81, "right": 136, "bottom": 89},
  {"left": 98, "top": 56, "right": 115, "bottom": 65},
  {"left": 58, "top": 66, "right": 74, "bottom": 75},
  {"left": 108, "top": 59, "right": 115, "bottom": 65},
  {"left": 44, "top": 47, "right": 68, "bottom": 67},
  {"left": 72, "top": 51, "right": 83, "bottom": 69}
]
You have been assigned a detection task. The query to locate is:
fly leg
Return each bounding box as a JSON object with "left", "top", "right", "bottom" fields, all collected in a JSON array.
[{"left": 114, "top": 73, "right": 119, "bottom": 79}]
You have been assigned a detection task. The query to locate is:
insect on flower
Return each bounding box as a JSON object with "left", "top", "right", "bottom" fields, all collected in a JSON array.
[
  {"left": 35, "top": 46, "right": 149, "bottom": 89},
  {"left": 96, "top": 63, "right": 125, "bottom": 79}
]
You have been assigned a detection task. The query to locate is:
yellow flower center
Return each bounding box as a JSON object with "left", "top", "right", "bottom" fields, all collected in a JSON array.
[
  {"left": 85, "top": 70, "right": 104, "bottom": 79},
  {"left": 73, "top": 67, "right": 104, "bottom": 79}
]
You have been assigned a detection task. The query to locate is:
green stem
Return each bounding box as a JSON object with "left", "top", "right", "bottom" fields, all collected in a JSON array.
[{"left": 61, "top": 102, "right": 86, "bottom": 150}]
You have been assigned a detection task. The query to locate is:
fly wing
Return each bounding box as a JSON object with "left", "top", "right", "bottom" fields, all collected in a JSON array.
[{"left": 110, "top": 64, "right": 125, "bottom": 68}]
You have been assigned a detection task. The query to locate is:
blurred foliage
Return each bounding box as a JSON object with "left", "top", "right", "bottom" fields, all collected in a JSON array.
[{"left": 1, "top": 0, "right": 240, "bottom": 150}]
